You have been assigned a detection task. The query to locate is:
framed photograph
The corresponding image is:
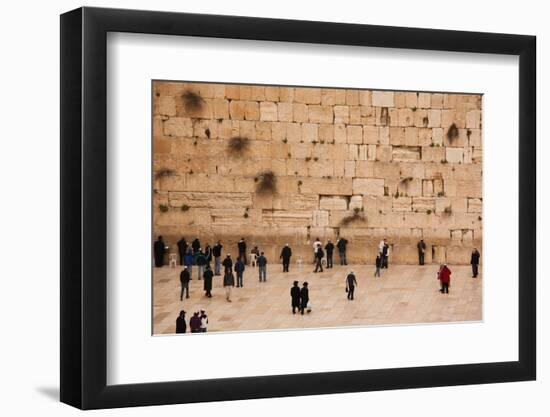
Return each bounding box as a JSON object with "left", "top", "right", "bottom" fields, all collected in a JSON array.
[{"left": 60, "top": 6, "right": 536, "bottom": 409}]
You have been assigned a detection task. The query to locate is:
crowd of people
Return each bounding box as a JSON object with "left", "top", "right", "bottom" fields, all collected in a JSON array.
[{"left": 153, "top": 236, "right": 482, "bottom": 332}]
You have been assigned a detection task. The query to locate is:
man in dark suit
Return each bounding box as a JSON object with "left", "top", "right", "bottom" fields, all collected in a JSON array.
[
  {"left": 153, "top": 236, "right": 166, "bottom": 267},
  {"left": 325, "top": 240, "right": 335, "bottom": 268},
  {"left": 417, "top": 239, "right": 426, "bottom": 265},
  {"left": 238, "top": 238, "right": 247, "bottom": 264},
  {"left": 280, "top": 244, "right": 292, "bottom": 272},
  {"left": 177, "top": 237, "right": 187, "bottom": 266},
  {"left": 290, "top": 281, "right": 301, "bottom": 314},
  {"left": 179, "top": 266, "right": 190, "bottom": 300},
  {"left": 346, "top": 271, "right": 358, "bottom": 300},
  {"left": 300, "top": 282, "right": 309, "bottom": 315}
]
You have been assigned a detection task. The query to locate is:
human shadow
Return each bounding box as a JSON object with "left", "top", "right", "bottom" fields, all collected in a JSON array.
[{"left": 35, "top": 386, "right": 59, "bottom": 401}]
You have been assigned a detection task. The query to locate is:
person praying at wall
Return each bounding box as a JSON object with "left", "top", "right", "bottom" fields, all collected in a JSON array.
[
  {"left": 417, "top": 239, "right": 426, "bottom": 266},
  {"left": 238, "top": 238, "right": 247, "bottom": 265},
  {"left": 471, "top": 248, "right": 481, "bottom": 278},
  {"left": 280, "top": 244, "right": 292, "bottom": 272},
  {"left": 153, "top": 236, "right": 166, "bottom": 268},
  {"left": 191, "top": 238, "right": 201, "bottom": 254},
  {"left": 325, "top": 239, "right": 334, "bottom": 269},
  {"left": 177, "top": 236, "right": 187, "bottom": 266},
  {"left": 337, "top": 237, "right": 348, "bottom": 265},
  {"left": 212, "top": 240, "right": 223, "bottom": 276}
]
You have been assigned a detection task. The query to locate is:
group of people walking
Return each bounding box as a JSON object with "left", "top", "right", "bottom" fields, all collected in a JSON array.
[{"left": 290, "top": 281, "right": 310, "bottom": 315}]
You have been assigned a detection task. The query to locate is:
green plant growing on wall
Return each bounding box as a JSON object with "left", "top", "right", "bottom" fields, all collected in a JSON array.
[
  {"left": 339, "top": 209, "right": 367, "bottom": 227},
  {"left": 182, "top": 90, "right": 205, "bottom": 112},
  {"left": 447, "top": 123, "right": 459, "bottom": 143},
  {"left": 255, "top": 170, "right": 277, "bottom": 194},
  {"left": 227, "top": 136, "right": 250, "bottom": 156},
  {"left": 155, "top": 168, "right": 176, "bottom": 180}
]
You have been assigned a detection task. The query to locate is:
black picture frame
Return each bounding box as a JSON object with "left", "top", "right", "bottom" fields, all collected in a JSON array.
[{"left": 60, "top": 6, "right": 536, "bottom": 410}]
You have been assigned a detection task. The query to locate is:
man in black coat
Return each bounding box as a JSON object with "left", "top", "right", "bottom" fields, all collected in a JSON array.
[
  {"left": 325, "top": 240, "right": 335, "bottom": 268},
  {"left": 471, "top": 248, "right": 481, "bottom": 277},
  {"left": 153, "top": 236, "right": 166, "bottom": 267},
  {"left": 280, "top": 244, "right": 292, "bottom": 272},
  {"left": 180, "top": 266, "right": 190, "bottom": 300},
  {"left": 314, "top": 246, "right": 324, "bottom": 273},
  {"left": 237, "top": 238, "right": 247, "bottom": 264},
  {"left": 337, "top": 237, "right": 348, "bottom": 265},
  {"left": 191, "top": 238, "right": 201, "bottom": 254},
  {"left": 346, "top": 271, "right": 358, "bottom": 300},
  {"left": 234, "top": 258, "right": 245, "bottom": 288},
  {"left": 177, "top": 237, "right": 187, "bottom": 266},
  {"left": 222, "top": 254, "right": 233, "bottom": 274},
  {"left": 417, "top": 239, "right": 426, "bottom": 265},
  {"left": 290, "top": 281, "right": 301, "bottom": 314},
  {"left": 176, "top": 310, "right": 187, "bottom": 334},
  {"left": 300, "top": 282, "right": 309, "bottom": 315},
  {"left": 203, "top": 266, "right": 213, "bottom": 297}
]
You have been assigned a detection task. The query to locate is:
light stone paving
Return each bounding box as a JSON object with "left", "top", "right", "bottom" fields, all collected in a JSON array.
[{"left": 153, "top": 262, "right": 482, "bottom": 335}]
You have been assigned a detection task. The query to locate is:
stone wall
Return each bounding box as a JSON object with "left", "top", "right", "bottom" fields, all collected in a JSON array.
[{"left": 153, "top": 81, "right": 482, "bottom": 264}]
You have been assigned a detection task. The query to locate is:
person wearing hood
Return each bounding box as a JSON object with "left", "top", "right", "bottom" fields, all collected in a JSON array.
[
  {"left": 176, "top": 310, "right": 187, "bottom": 334},
  {"left": 153, "top": 236, "right": 166, "bottom": 267}
]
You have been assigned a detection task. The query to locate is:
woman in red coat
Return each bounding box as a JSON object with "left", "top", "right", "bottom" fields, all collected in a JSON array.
[{"left": 438, "top": 264, "right": 451, "bottom": 294}]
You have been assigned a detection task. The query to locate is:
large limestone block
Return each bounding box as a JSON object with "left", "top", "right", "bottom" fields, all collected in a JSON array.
[
  {"left": 334, "top": 106, "right": 350, "bottom": 124},
  {"left": 428, "top": 110, "right": 441, "bottom": 127},
  {"left": 446, "top": 246, "right": 472, "bottom": 264},
  {"left": 468, "top": 198, "right": 482, "bottom": 213},
  {"left": 289, "top": 194, "right": 319, "bottom": 210},
  {"left": 302, "top": 123, "right": 319, "bottom": 142},
  {"left": 372, "top": 91, "right": 395, "bottom": 107},
  {"left": 422, "top": 146, "right": 446, "bottom": 163},
  {"left": 262, "top": 209, "right": 312, "bottom": 227},
  {"left": 313, "top": 210, "right": 330, "bottom": 227},
  {"left": 353, "top": 178, "right": 385, "bottom": 195},
  {"left": 393, "top": 197, "right": 412, "bottom": 212},
  {"left": 446, "top": 147, "right": 464, "bottom": 164},
  {"left": 392, "top": 147, "right": 421, "bottom": 162},
  {"left": 308, "top": 105, "right": 334, "bottom": 123},
  {"left": 154, "top": 95, "right": 177, "bottom": 116},
  {"left": 321, "top": 89, "right": 346, "bottom": 106},
  {"left": 318, "top": 124, "right": 334, "bottom": 143},
  {"left": 412, "top": 197, "right": 435, "bottom": 213},
  {"left": 347, "top": 125, "right": 363, "bottom": 144},
  {"left": 418, "top": 93, "right": 431, "bottom": 109},
  {"left": 455, "top": 180, "right": 482, "bottom": 198},
  {"left": 277, "top": 102, "right": 293, "bottom": 122},
  {"left": 377, "top": 145, "right": 393, "bottom": 162},
  {"left": 294, "top": 88, "right": 322, "bottom": 104},
  {"left": 466, "top": 110, "right": 482, "bottom": 129},
  {"left": 293, "top": 103, "right": 308, "bottom": 122},
  {"left": 299, "top": 177, "right": 353, "bottom": 195},
  {"left": 163, "top": 117, "right": 193, "bottom": 137},
  {"left": 398, "top": 108, "right": 415, "bottom": 127},
  {"left": 349, "top": 195, "right": 363, "bottom": 211},
  {"left": 319, "top": 195, "right": 349, "bottom": 210},
  {"left": 168, "top": 191, "right": 252, "bottom": 209},
  {"left": 363, "top": 126, "right": 379, "bottom": 144},
  {"left": 260, "top": 101, "right": 278, "bottom": 121}
]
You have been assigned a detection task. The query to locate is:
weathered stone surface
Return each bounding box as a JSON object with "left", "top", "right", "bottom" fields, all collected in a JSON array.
[
  {"left": 353, "top": 178, "right": 385, "bottom": 195},
  {"left": 154, "top": 81, "right": 483, "bottom": 264},
  {"left": 372, "top": 91, "right": 394, "bottom": 107}
]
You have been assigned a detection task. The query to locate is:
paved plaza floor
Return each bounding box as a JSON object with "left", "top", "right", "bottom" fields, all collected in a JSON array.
[{"left": 153, "top": 262, "right": 482, "bottom": 335}]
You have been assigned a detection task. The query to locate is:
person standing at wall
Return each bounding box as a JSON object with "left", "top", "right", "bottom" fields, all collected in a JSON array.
[
  {"left": 191, "top": 238, "right": 201, "bottom": 254},
  {"left": 222, "top": 253, "right": 233, "bottom": 274},
  {"left": 212, "top": 240, "right": 223, "bottom": 276},
  {"left": 346, "top": 271, "right": 358, "bottom": 300},
  {"left": 204, "top": 243, "right": 212, "bottom": 267},
  {"left": 325, "top": 239, "right": 334, "bottom": 269},
  {"left": 203, "top": 265, "right": 213, "bottom": 298},
  {"left": 194, "top": 249, "right": 207, "bottom": 280},
  {"left": 312, "top": 238, "right": 322, "bottom": 264},
  {"left": 175, "top": 310, "right": 187, "bottom": 334},
  {"left": 336, "top": 237, "right": 348, "bottom": 265},
  {"left": 257, "top": 252, "right": 268, "bottom": 282},
  {"left": 374, "top": 254, "right": 382, "bottom": 278},
  {"left": 238, "top": 238, "right": 247, "bottom": 265},
  {"left": 313, "top": 245, "right": 324, "bottom": 273},
  {"left": 280, "top": 243, "right": 292, "bottom": 272},
  {"left": 417, "top": 239, "right": 426, "bottom": 265},
  {"left": 381, "top": 239, "right": 390, "bottom": 269},
  {"left": 471, "top": 248, "right": 481, "bottom": 278},
  {"left": 153, "top": 236, "right": 166, "bottom": 268},
  {"left": 250, "top": 246, "right": 260, "bottom": 267},
  {"left": 300, "top": 282, "right": 309, "bottom": 315},
  {"left": 184, "top": 248, "right": 194, "bottom": 277},
  {"left": 223, "top": 269, "right": 235, "bottom": 302},
  {"left": 177, "top": 237, "right": 187, "bottom": 266},
  {"left": 438, "top": 264, "right": 452, "bottom": 294},
  {"left": 179, "top": 266, "right": 190, "bottom": 300},
  {"left": 290, "top": 281, "right": 301, "bottom": 314},
  {"left": 234, "top": 257, "right": 245, "bottom": 288}
]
